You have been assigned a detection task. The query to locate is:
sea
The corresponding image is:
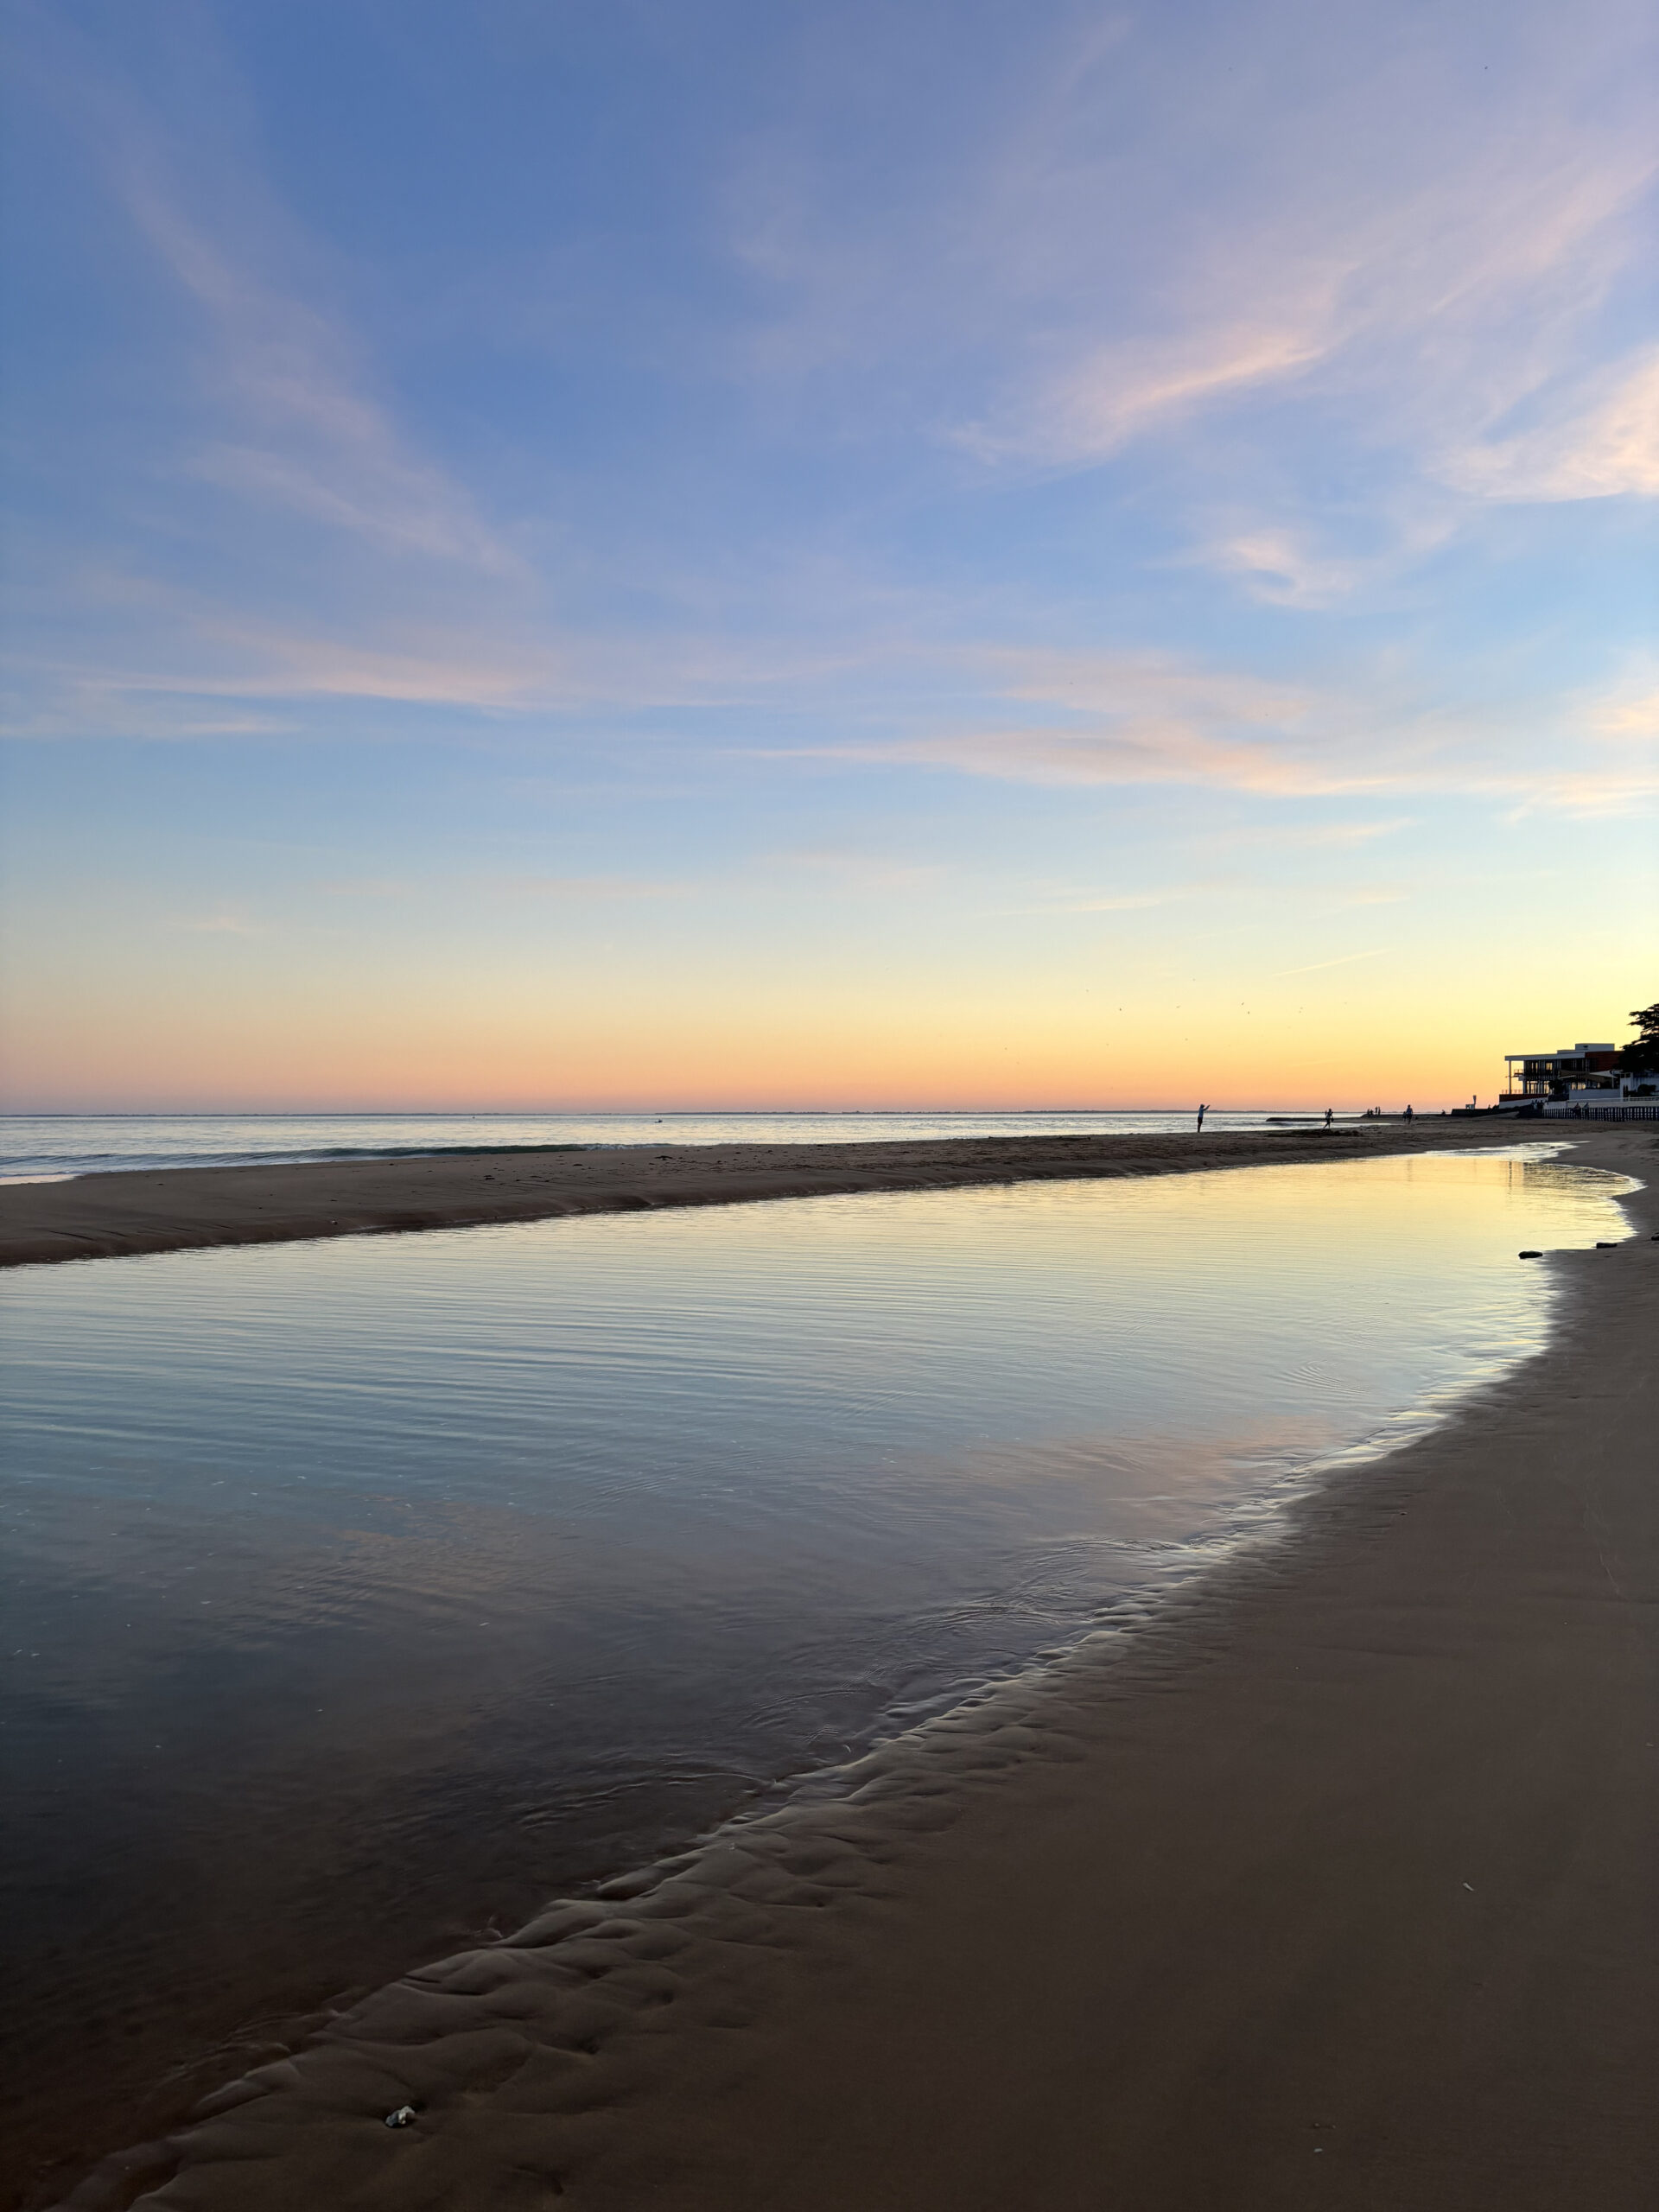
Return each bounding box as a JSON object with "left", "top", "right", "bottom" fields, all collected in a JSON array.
[
  {"left": 0, "top": 1138, "right": 1633, "bottom": 2201},
  {"left": 1, "top": 1107, "right": 1376, "bottom": 1183}
]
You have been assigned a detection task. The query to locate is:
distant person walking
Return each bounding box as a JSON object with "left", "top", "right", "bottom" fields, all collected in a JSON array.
[
  {"left": 1324, "top": 1108, "right": 1333, "bottom": 1130},
  {"left": 1196, "top": 1103, "right": 1207, "bottom": 1133},
  {"left": 1404, "top": 1103, "right": 1414, "bottom": 1125}
]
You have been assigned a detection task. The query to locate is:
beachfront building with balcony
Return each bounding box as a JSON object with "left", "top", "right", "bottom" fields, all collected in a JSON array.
[
  {"left": 1503, "top": 1042, "right": 1620, "bottom": 1100},
  {"left": 1503, "top": 1039, "right": 1658, "bottom": 1118}
]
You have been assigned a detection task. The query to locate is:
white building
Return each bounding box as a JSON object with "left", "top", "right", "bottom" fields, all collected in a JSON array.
[{"left": 1503, "top": 1039, "right": 1657, "bottom": 1120}]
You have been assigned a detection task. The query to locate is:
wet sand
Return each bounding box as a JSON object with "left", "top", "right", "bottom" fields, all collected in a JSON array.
[
  {"left": 54, "top": 1128, "right": 1656, "bottom": 2211},
  {"left": 2, "top": 1118, "right": 1534, "bottom": 1268}
]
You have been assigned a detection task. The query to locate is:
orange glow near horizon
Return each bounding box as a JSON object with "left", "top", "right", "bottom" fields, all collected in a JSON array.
[
  {"left": 7, "top": 948, "right": 1648, "bottom": 1116},
  {"left": 4, "top": 6, "right": 1656, "bottom": 1128}
]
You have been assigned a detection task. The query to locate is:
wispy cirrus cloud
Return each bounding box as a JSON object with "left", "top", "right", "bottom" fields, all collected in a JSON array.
[
  {"left": 1178, "top": 500, "right": 1465, "bottom": 611},
  {"left": 1274, "top": 949, "right": 1386, "bottom": 977},
  {"left": 1592, "top": 682, "right": 1659, "bottom": 742},
  {"left": 868, "top": 722, "right": 1353, "bottom": 798},
  {"left": 1192, "top": 817, "right": 1417, "bottom": 853},
  {"left": 313, "top": 872, "right": 686, "bottom": 902},
  {"left": 875, "top": 721, "right": 1658, "bottom": 812},
  {"left": 177, "top": 909, "right": 263, "bottom": 936},
  {"left": 960, "top": 321, "right": 1334, "bottom": 467},
  {"left": 776, "top": 645, "right": 1659, "bottom": 813},
  {"left": 826, "top": 0, "right": 1641, "bottom": 484},
  {"left": 1185, "top": 526, "right": 1373, "bottom": 613},
  {"left": 15, "top": 5, "right": 518, "bottom": 582},
  {"left": 814, "top": 651, "right": 1352, "bottom": 798},
  {"left": 1021, "top": 883, "right": 1213, "bottom": 915},
  {"left": 1444, "top": 346, "right": 1659, "bottom": 502},
  {"left": 727, "top": 0, "right": 1656, "bottom": 613},
  {"left": 966, "top": 135, "right": 1655, "bottom": 480},
  {"left": 1, "top": 555, "right": 882, "bottom": 738},
  {"left": 118, "top": 164, "right": 518, "bottom": 575}
]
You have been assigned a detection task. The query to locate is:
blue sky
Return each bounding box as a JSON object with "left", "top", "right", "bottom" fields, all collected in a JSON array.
[{"left": 3, "top": 0, "right": 1654, "bottom": 1107}]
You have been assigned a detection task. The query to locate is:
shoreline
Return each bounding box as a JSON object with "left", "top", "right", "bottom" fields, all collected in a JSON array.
[
  {"left": 52, "top": 1126, "right": 1657, "bottom": 2210},
  {"left": 0, "top": 1118, "right": 1541, "bottom": 1268}
]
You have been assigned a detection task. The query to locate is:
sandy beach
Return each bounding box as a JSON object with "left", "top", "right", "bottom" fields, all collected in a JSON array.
[
  {"left": 0, "top": 1118, "right": 1542, "bottom": 1270},
  {"left": 42, "top": 1124, "right": 1655, "bottom": 2212}
]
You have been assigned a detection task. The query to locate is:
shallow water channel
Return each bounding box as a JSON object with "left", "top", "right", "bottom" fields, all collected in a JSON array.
[{"left": 0, "top": 1147, "right": 1632, "bottom": 2201}]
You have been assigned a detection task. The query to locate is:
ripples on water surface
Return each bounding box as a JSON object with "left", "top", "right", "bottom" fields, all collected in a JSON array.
[{"left": 0, "top": 1147, "right": 1632, "bottom": 2198}]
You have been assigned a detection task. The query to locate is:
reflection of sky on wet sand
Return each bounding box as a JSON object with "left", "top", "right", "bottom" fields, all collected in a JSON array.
[{"left": 0, "top": 1147, "right": 1633, "bottom": 2182}]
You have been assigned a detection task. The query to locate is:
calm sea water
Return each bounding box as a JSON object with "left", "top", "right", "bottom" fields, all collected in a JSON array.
[
  {"left": 0, "top": 1107, "right": 1381, "bottom": 1182},
  {"left": 0, "top": 1147, "right": 1630, "bottom": 2201}
]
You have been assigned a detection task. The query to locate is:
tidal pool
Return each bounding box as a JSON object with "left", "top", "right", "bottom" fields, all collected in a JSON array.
[{"left": 0, "top": 1146, "right": 1631, "bottom": 2201}]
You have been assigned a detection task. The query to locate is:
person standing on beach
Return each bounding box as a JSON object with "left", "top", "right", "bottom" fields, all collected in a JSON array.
[
  {"left": 1324, "top": 1108, "right": 1333, "bottom": 1130},
  {"left": 1196, "top": 1103, "right": 1207, "bottom": 1133},
  {"left": 1404, "top": 1103, "right": 1414, "bottom": 1124}
]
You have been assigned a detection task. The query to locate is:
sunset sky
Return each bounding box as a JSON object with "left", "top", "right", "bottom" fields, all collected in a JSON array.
[{"left": 3, "top": 0, "right": 1654, "bottom": 1109}]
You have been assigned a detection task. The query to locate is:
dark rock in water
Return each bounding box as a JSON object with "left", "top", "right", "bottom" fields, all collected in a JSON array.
[{"left": 1519, "top": 1250, "right": 1543, "bottom": 1259}]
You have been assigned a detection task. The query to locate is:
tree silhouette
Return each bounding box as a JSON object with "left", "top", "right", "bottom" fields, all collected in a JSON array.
[{"left": 1618, "top": 1001, "right": 1659, "bottom": 1078}]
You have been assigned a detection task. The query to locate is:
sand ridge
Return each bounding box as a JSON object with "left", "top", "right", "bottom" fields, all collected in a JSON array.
[
  {"left": 49, "top": 1128, "right": 1657, "bottom": 2211},
  {"left": 0, "top": 1118, "right": 1548, "bottom": 1269}
]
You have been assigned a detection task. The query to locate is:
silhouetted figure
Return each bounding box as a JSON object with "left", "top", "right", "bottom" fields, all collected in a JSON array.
[
  {"left": 1196, "top": 1103, "right": 1207, "bottom": 1133},
  {"left": 1324, "top": 1108, "right": 1333, "bottom": 1130},
  {"left": 1404, "top": 1103, "right": 1414, "bottom": 1124}
]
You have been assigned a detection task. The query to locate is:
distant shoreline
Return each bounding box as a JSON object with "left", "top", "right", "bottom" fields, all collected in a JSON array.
[
  {"left": 0, "top": 1119, "right": 1555, "bottom": 1268},
  {"left": 0, "top": 1107, "right": 1498, "bottom": 1190}
]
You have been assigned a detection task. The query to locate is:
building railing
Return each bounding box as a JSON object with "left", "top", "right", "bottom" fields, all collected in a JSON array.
[{"left": 1540, "top": 1102, "right": 1659, "bottom": 1121}]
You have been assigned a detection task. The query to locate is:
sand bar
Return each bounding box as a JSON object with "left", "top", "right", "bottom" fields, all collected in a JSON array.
[
  {"left": 0, "top": 1118, "right": 1545, "bottom": 1269},
  {"left": 53, "top": 1127, "right": 1656, "bottom": 2211}
]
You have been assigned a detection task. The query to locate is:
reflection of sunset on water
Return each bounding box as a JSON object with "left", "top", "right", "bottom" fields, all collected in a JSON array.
[{"left": 0, "top": 1145, "right": 1632, "bottom": 2184}]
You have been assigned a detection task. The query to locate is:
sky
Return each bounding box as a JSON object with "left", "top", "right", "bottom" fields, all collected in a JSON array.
[{"left": 2, "top": 0, "right": 1654, "bottom": 1111}]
